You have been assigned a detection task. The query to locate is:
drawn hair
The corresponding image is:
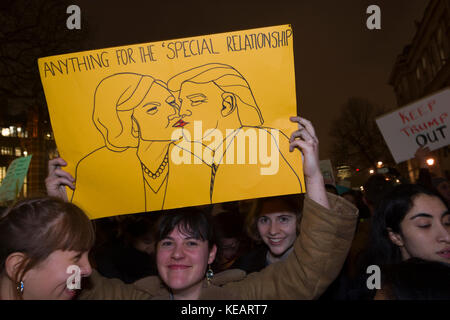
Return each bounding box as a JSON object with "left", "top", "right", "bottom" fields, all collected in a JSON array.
[
  {"left": 93, "top": 73, "right": 157, "bottom": 151},
  {"left": 167, "top": 63, "right": 264, "bottom": 126},
  {"left": 0, "top": 197, "right": 95, "bottom": 299}
]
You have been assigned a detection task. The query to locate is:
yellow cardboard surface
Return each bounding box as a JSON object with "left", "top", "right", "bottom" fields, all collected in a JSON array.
[{"left": 38, "top": 24, "right": 304, "bottom": 219}]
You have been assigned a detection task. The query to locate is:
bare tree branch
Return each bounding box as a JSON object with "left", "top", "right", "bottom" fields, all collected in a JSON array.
[
  {"left": 0, "top": 0, "right": 87, "bottom": 127},
  {"left": 330, "top": 97, "right": 393, "bottom": 169}
]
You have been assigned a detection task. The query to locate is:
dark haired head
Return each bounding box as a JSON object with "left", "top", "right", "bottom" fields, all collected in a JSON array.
[
  {"left": 213, "top": 210, "right": 244, "bottom": 240},
  {"left": 361, "top": 184, "right": 444, "bottom": 268},
  {"left": 114, "top": 212, "right": 160, "bottom": 247},
  {"left": 363, "top": 174, "right": 396, "bottom": 209},
  {"left": 155, "top": 208, "right": 217, "bottom": 250},
  {"left": 0, "top": 197, "right": 95, "bottom": 299},
  {"left": 381, "top": 258, "right": 450, "bottom": 300}
]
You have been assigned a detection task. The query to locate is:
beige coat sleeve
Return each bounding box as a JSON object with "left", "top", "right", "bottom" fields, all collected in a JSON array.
[
  {"left": 77, "top": 269, "right": 155, "bottom": 300},
  {"left": 225, "top": 192, "right": 358, "bottom": 300},
  {"left": 78, "top": 268, "right": 247, "bottom": 300}
]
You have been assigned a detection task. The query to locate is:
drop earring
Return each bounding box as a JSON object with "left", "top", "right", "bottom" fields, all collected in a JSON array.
[
  {"left": 17, "top": 281, "right": 24, "bottom": 295},
  {"left": 206, "top": 265, "right": 214, "bottom": 286}
]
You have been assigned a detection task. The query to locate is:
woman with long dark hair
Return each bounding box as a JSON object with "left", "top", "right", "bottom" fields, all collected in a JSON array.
[
  {"left": 338, "top": 184, "right": 449, "bottom": 300},
  {"left": 363, "top": 184, "right": 449, "bottom": 267}
]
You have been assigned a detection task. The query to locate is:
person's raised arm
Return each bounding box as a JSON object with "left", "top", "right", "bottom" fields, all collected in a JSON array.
[
  {"left": 289, "top": 116, "right": 329, "bottom": 209},
  {"left": 223, "top": 117, "right": 358, "bottom": 300},
  {"left": 45, "top": 157, "right": 75, "bottom": 201}
]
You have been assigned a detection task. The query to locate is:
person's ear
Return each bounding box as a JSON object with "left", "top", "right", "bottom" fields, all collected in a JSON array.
[
  {"left": 387, "top": 228, "right": 404, "bottom": 247},
  {"left": 208, "top": 244, "right": 218, "bottom": 265},
  {"left": 131, "top": 116, "right": 140, "bottom": 138},
  {"left": 5, "top": 252, "right": 26, "bottom": 281},
  {"left": 221, "top": 93, "right": 236, "bottom": 117}
]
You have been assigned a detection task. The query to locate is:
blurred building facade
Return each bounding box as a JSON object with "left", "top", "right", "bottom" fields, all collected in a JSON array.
[
  {"left": 389, "top": 0, "right": 450, "bottom": 182},
  {"left": 0, "top": 110, "right": 57, "bottom": 201}
]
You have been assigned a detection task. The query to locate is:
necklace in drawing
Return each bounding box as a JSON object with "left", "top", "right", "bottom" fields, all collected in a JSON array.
[{"left": 142, "top": 153, "right": 169, "bottom": 179}]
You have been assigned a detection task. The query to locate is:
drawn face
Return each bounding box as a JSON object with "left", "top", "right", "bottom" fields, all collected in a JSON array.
[
  {"left": 22, "top": 250, "right": 91, "bottom": 300},
  {"left": 156, "top": 225, "right": 216, "bottom": 298},
  {"left": 257, "top": 199, "right": 298, "bottom": 257},
  {"left": 392, "top": 194, "right": 450, "bottom": 263},
  {"left": 177, "top": 81, "right": 223, "bottom": 140},
  {"left": 132, "top": 82, "right": 180, "bottom": 141}
]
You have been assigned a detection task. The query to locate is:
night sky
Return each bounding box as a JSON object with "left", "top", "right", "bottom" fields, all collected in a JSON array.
[{"left": 60, "top": 0, "right": 430, "bottom": 159}]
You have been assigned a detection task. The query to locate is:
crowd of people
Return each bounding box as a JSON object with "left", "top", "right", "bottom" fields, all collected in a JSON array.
[{"left": 0, "top": 117, "right": 449, "bottom": 300}]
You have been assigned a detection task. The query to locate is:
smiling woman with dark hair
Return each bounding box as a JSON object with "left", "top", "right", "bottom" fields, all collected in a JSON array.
[
  {"left": 146, "top": 117, "right": 358, "bottom": 300},
  {"left": 154, "top": 208, "right": 219, "bottom": 300},
  {"left": 46, "top": 117, "right": 359, "bottom": 301},
  {"left": 152, "top": 194, "right": 357, "bottom": 300}
]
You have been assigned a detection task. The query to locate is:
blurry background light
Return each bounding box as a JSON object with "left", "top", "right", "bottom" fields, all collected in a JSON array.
[{"left": 426, "top": 158, "right": 435, "bottom": 166}]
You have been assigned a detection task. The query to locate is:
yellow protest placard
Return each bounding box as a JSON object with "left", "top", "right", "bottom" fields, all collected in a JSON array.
[{"left": 38, "top": 24, "right": 304, "bottom": 219}]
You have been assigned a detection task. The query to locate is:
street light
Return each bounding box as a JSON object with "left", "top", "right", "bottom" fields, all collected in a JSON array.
[
  {"left": 426, "top": 158, "right": 435, "bottom": 166},
  {"left": 369, "top": 169, "right": 375, "bottom": 174},
  {"left": 1, "top": 128, "right": 10, "bottom": 136},
  {"left": 377, "top": 161, "right": 383, "bottom": 168}
]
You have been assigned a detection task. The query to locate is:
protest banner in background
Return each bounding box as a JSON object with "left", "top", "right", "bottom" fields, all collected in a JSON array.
[
  {"left": 0, "top": 155, "right": 32, "bottom": 203},
  {"left": 319, "top": 159, "right": 336, "bottom": 186},
  {"left": 38, "top": 25, "right": 304, "bottom": 219},
  {"left": 376, "top": 88, "right": 449, "bottom": 164}
]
